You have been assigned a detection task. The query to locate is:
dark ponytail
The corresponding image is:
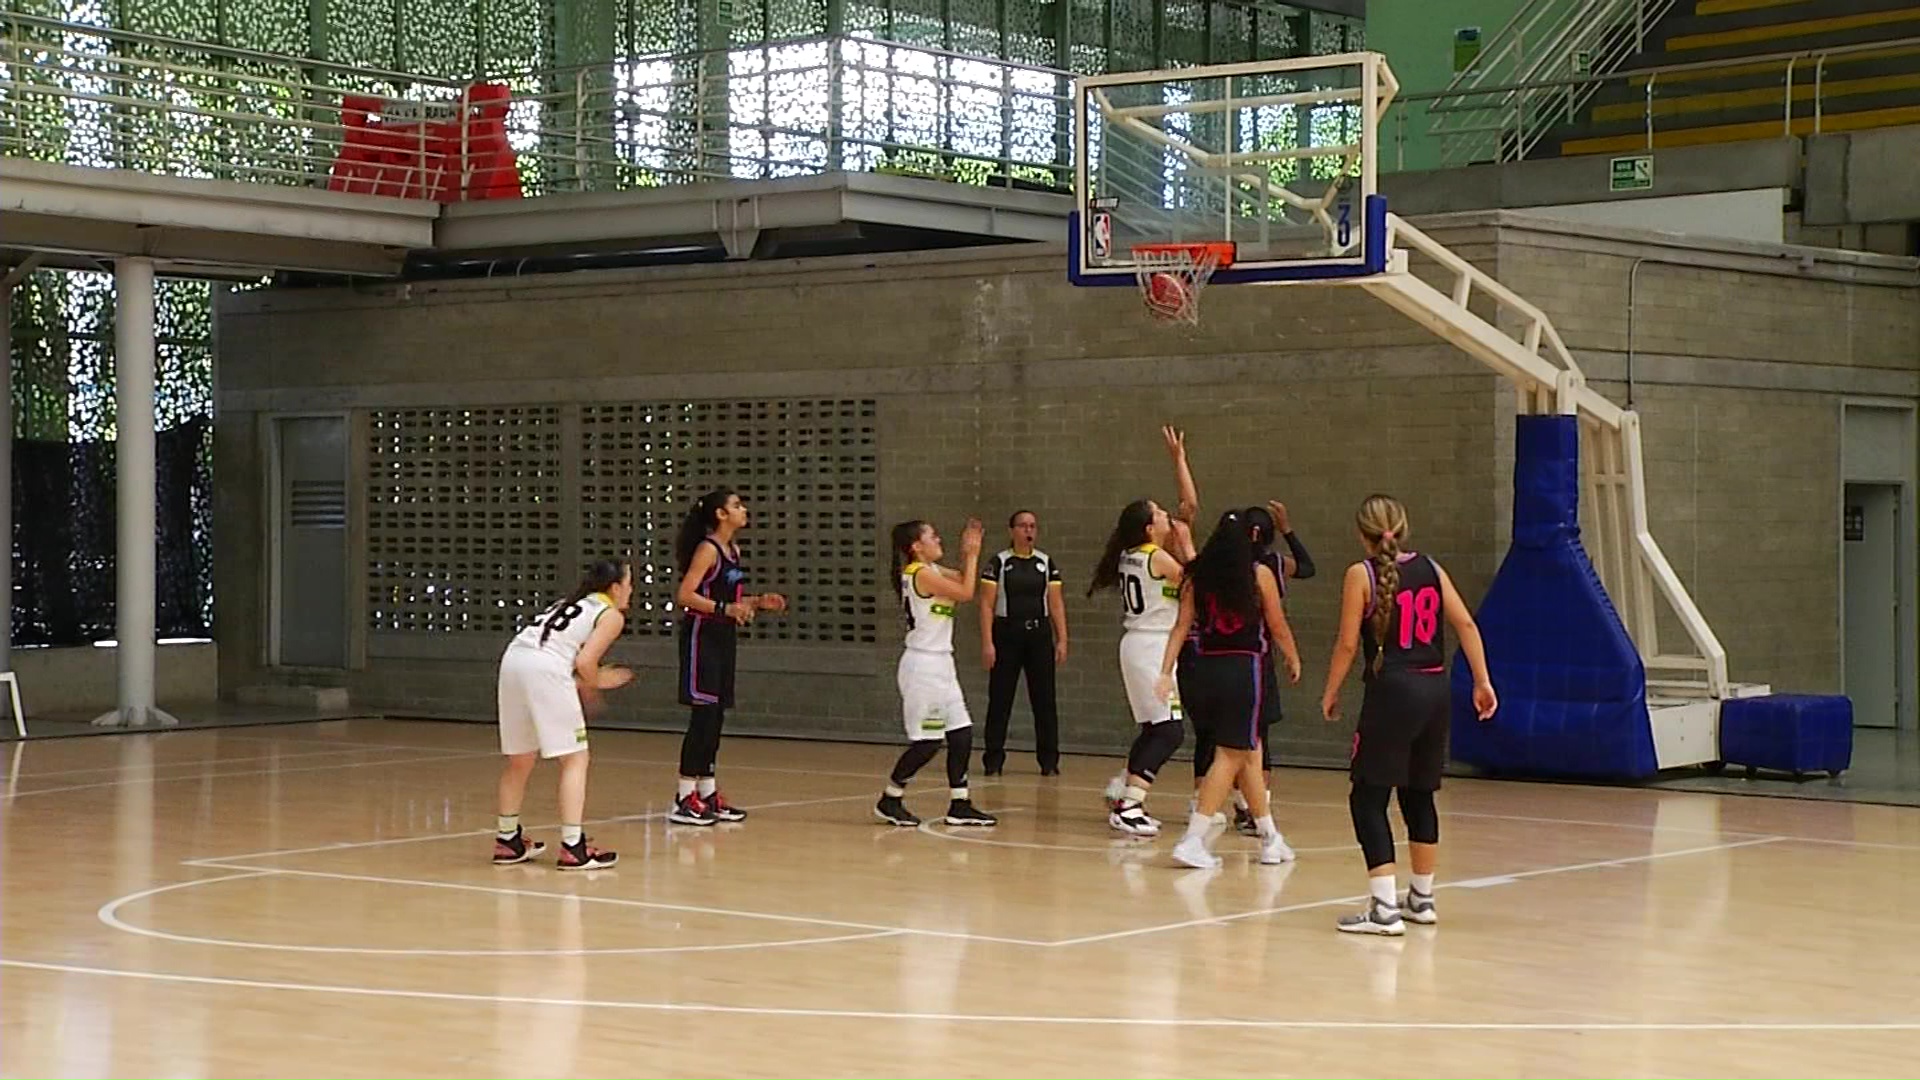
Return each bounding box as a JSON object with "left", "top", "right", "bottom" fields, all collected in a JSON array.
[
  {"left": 889, "top": 520, "right": 928, "bottom": 587},
  {"left": 1182, "top": 509, "right": 1258, "bottom": 623},
  {"left": 541, "top": 558, "right": 630, "bottom": 646},
  {"left": 1244, "top": 505, "right": 1276, "bottom": 558},
  {"left": 675, "top": 488, "right": 737, "bottom": 571},
  {"left": 1088, "top": 499, "right": 1155, "bottom": 597}
]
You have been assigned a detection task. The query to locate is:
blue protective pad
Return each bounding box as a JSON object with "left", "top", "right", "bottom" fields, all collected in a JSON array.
[
  {"left": 1719, "top": 694, "right": 1853, "bottom": 775},
  {"left": 1451, "top": 415, "right": 1657, "bottom": 779}
]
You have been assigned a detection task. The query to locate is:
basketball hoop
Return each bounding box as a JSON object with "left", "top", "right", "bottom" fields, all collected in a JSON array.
[{"left": 1131, "top": 242, "right": 1235, "bottom": 325}]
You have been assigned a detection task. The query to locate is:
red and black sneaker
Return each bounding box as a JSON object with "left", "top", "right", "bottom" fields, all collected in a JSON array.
[
  {"left": 708, "top": 790, "right": 747, "bottom": 822},
  {"left": 668, "top": 792, "right": 718, "bottom": 826},
  {"left": 492, "top": 828, "right": 546, "bottom": 866},
  {"left": 557, "top": 838, "right": 618, "bottom": 870}
]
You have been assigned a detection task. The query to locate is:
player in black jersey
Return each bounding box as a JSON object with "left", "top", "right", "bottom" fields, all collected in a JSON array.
[
  {"left": 670, "top": 488, "right": 788, "bottom": 826},
  {"left": 1154, "top": 510, "right": 1302, "bottom": 870},
  {"left": 1321, "top": 494, "right": 1496, "bottom": 935},
  {"left": 1196, "top": 499, "right": 1319, "bottom": 836}
]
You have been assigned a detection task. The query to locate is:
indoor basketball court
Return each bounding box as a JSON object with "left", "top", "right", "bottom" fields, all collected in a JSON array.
[
  {"left": 2, "top": 718, "right": 1918, "bottom": 1076},
  {"left": 5, "top": 4, "right": 1920, "bottom": 1077}
]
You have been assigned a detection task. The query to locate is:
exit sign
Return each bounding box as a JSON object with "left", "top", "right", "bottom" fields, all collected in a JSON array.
[{"left": 1610, "top": 154, "right": 1654, "bottom": 192}]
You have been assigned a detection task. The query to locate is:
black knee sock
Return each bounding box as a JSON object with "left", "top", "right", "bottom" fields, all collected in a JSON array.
[
  {"left": 888, "top": 740, "right": 941, "bottom": 789},
  {"left": 944, "top": 727, "right": 973, "bottom": 792},
  {"left": 1397, "top": 786, "right": 1439, "bottom": 845},
  {"left": 1349, "top": 780, "right": 1396, "bottom": 870},
  {"left": 1127, "top": 720, "right": 1184, "bottom": 783}
]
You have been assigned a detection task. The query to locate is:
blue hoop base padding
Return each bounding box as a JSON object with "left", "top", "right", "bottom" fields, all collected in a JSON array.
[
  {"left": 1451, "top": 415, "right": 1657, "bottom": 780},
  {"left": 1719, "top": 694, "right": 1853, "bottom": 775}
]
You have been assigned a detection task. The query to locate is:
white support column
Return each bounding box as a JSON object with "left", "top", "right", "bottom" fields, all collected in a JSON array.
[
  {"left": 91, "top": 257, "right": 178, "bottom": 729},
  {"left": 0, "top": 256, "right": 42, "bottom": 718}
]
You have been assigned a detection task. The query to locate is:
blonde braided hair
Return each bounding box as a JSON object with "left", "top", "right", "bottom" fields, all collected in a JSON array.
[{"left": 1356, "top": 494, "right": 1410, "bottom": 675}]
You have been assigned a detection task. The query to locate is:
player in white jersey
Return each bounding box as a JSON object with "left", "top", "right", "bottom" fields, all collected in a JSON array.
[
  {"left": 1090, "top": 425, "right": 1201, "bottom": 836},
  {"left": 874, "top": 516, "right": 998, "bottom": 828},
  {"left": 492, "top": 558, "right": 634, "bottom": 870}
]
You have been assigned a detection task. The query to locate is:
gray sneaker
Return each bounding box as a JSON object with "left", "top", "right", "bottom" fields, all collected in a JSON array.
[
  {"left": 1402, "top": 888, "right": 1437, "bottom": 925},
  {"left": 1336, "top": 898, "right": 1406, "bottom": 936}
]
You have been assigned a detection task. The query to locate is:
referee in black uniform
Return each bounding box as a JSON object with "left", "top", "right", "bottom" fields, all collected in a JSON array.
[{"left": 978, "top": 510, "right": 1068, "bottom": 776}]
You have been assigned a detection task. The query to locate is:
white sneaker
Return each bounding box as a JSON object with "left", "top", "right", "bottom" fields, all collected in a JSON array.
[
  {"left": 1108, "top": 802, "right": 1160, "bottom": 836},
  {"left": 1336, "top": 898, "right": 1406, "bottom": 936},
  {"left": 1259, "top": 831, "right": 1297, "bottom": 865},
  {"left": 1402, "top": 889, "right": 1438, "bottom": 924},
  {"left": 1171, "top": 835, "right": 1221, "bottom": 869}
]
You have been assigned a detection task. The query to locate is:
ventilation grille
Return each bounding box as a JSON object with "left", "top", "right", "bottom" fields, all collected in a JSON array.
[{"left": 288, "top": 481, "right": 347, "bottom": 529}]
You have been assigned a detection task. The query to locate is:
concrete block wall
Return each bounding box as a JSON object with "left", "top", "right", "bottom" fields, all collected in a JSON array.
[{"left": 214, "top": 211, "right": 1919, "bottom": 768}]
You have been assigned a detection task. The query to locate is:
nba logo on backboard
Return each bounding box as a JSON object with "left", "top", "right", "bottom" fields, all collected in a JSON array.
[{"left": 1091, "top": 210, "right": 1113, "bottom": 260}]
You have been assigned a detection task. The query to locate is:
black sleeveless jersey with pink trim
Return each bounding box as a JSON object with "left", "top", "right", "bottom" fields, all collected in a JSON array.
[{"left": 1359, "top": 552, "right": 1446, "bottom": 677}]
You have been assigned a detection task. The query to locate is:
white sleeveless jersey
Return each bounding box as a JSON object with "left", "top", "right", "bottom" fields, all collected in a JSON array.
[
  {"left": 1119, "top": 544, "right": 1180, "bottom": 634},
  {"left": 510, "top": 593, "right": 615, "bottom": 664},
  {"left": 900, "top": 563, "right": 957, "bottom": 652}
]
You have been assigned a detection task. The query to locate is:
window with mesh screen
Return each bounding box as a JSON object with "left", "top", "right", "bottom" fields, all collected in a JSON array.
[
  {"left": 581, "top": 398, "right": 879, "bottom": 644},
  {"left": 366, "top": 406, "right": 565, "bottom": 635}
]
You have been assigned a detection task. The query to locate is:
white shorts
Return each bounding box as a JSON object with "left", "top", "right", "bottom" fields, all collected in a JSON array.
[
  {"left": 497, "top": 644, "right": 590, "bottom": 759},
  {"left": 898, "top": 648, "right": 972, "bottom": 742},
  {"left": 1120, "top": 630, "right": 1181, "bottom": 726}
]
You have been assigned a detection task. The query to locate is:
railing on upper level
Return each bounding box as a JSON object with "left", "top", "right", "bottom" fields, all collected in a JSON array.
[
  {"left": 1426, "top": 0, "right": 1681, "bottom": 166},
  {"left": 0, "top": 10, "right": 1074, "bottom": 201},
  {"left": 1387, "top": 34, "right": 1920, "bottom": 170}
]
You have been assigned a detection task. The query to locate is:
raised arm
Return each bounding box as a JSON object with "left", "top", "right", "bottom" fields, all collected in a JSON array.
[
  {"left": 1267, "top": 500, "right": 1316, "bottom": 580},
  {"left": 916, "top": 519, "right": 985, "bottom": 603},
  {"left": 1164, "top": 425, "right": 1199, "bottom": 524}
]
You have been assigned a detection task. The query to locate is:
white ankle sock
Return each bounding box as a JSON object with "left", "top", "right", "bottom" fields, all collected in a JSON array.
[
  {"left": 884, "top": 784, "right": 906, "bottom": 798},
  {"left": 950, "top": 787, "right": 968, "bottom": 801},
  {"left": 1123, "top": 785, "right": 1148, "bottom": 805},
  {"left": 1410, "top": 872, "right": 1435, "bottom": 896},
  {"left": 1255, "top": 814, "right": 1278, "bottom": 839},
  {"left": 677, "top": 778, "right": 696, "bottom": 798},
  {"left": 562, "top": 824, "right": 584, "bottom": 846},
  {"left": 697, "top": 777, "right": 717, "bottom": 797},
  {"left": 496, "top": 814, "right": 519, "bottom": 840},
  {"left": 1232, "top": 790, "right": 1248, "bottom": 811},
  {"left": 1369, "top": 875, "right": 1398, "bottom": 907},
  {"left": 1184, "top": 811, "right": 1212, "bottom": 842}
]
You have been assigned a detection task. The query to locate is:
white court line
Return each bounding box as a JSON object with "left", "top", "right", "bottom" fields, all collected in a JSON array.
[
  {"left": 191, "top": 727, "right": 1920, "bottom": 853},
  {"left": 5, "top": 744, "right": 410, "bottom": 781},
  {"left": 183, "top": 791, "right": 882, "bottom": 863},
  {"left": 6, "top": 958, "right": 1917, "bottom": 1031},
  {"left": 916, "top": 817, "right": 1360, "bottom": 857},
  {"left": 1045, "top": 836, "right": 1789, "bottom": 948},
  {"left": 99, "top": 871, "right": 902, "bottom": 957},
  {"left": 185, "top": 861, "right": 1049, "bottom": 948},
  {"left": 3, "top": 750, "right": 492, "bottom": 799}
]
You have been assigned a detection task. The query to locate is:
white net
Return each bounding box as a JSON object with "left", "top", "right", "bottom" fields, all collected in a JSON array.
[{"left": 1131, "top": 244, "right": 1227, "bottom": 325}]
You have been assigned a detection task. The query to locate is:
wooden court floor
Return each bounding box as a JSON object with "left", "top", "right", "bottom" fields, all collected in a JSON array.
[{"left": 2, "top": 719, "right": 1917, "bottom": 1078}]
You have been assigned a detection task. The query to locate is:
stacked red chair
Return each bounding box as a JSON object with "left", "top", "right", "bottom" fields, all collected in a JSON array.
[{"left": 327, "top": 82, "right": 522, "bottom": 202}]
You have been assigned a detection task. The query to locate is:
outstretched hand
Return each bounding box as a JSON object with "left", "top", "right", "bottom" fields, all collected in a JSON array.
[{"left": 960, "top": 517, "right": 985, "bottom": 557}]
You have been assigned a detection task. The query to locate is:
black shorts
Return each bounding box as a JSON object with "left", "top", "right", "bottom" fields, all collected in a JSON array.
[
  {"left": 678, "top": 616, "right": 737, "bottom": 708},
  {"left": 1350, "top": 669, "right": 1449, "bottom": 790},
  {"left": 1177, "top": 652, "right": 1274, "bottom": 753}
]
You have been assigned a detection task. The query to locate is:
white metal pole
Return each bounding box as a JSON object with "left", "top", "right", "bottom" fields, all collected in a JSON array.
[{"left": 92, "top": 257, "right": 177, "bottom": 728}]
